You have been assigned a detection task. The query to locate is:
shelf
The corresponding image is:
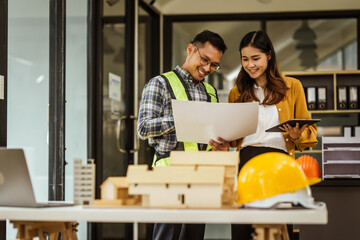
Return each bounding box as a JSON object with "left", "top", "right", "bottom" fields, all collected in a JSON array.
[
  {"left": 313, "top": 179, "right": 360, "bottom": 187},
  {"left": 284, "top": 70, "right": 360, "bottom": 76},
  {"left": 295, "top": 150, "right": 322, "bottom": 154},
  {"left": 324, "top": 174, "right": 360, "bottom": 178},
  {"left": 285, "top": 71, "right": 360, "bottom": 188},
  {"left": 324, "top": 160, "right": 360, "bottom": 164},
  {"left": 310, "top": 109, "right": 360, "bottom": 114},
  {"left": 326, "top": 147, "right": 360, "bottom": 150}
]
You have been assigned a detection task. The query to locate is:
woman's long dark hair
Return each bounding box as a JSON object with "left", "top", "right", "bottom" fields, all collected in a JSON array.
[{"left": 235, "top": 31, "right": 288, "bottom": 105}]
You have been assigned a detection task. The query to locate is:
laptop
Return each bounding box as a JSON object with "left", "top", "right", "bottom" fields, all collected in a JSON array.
[{"left": 0, "top": 148, "right": 73, "bottom": 207}]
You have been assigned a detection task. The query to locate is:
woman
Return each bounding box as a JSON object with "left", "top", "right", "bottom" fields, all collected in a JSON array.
[{"left": 229, "top": 31, "right": 318, "bottom": 239}]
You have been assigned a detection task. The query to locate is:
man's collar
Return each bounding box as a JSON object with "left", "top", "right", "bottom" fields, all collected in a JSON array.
[{"left": 175, "top": 65, "right": 204, "bottom": 85}]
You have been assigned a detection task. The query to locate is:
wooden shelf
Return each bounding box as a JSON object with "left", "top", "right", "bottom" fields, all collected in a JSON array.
[
  {"left": 310, "top": 109, "right": 360, "bottom": 114},
  {"left": 295, "top": 150, "right": 322, "bottom": 154},
  {"left": 314, "top": 179, "right": 360, "bottom": 187},
  {"left": 287, "top": 71, "right": 360, "bottom": 188},
  {"left": 284, "top": 70, "right": 360, "bottom": 112},
  {"left": 284, "top": 70, "right": 360, "bottom": 76},
  {"left": 325, "top": 160, "right": 360, "bottom": 164}
]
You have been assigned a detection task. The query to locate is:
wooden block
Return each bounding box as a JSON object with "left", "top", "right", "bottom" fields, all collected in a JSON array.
[
  {"left": 141, "top": 195, "right": 149, "bottom": 207},
  {"left": 281, "top": 224, "right": 290, "bottom": 240},
  {"left": 125, "top": 196, "right": 141, "bottom": 206},
  {"left": 50, "top": 232, "right": 60, "bottom": 240},
  {"left": 269, "top": 227, "right": 282, "bottom": 240},
  {"left": 41, "top": 222, "right": 67, "bottom": 233},
  {"left": 127, "top": 165, "right": 225, "bottom": 184},
  {"left": 37, "top": 229, "right": 46, "bottom": 240},
  {"left": 224, "top": 166, "right": 237, "bottom": 177},
  {"left": 65, "top": 222, "right": 78, "bottom": 240},
  {"left": 252, "top": 224, "right": 289, "bottom": 240},
  {"left": 24, "top": 227, "right": 38, "bottom": 239},
  {"left": 16, "top": 225, "right": 25, "bottom": 238},
  {"left": 169, "top": 151, "right": 239, "bottom": 167},
  {"left": 9, "top": 221, "right": 78, "bottom": 240},
  {"left": 254, "top": 226, "right": 265, "bottom": 240},
  {"left": 91, "top": 199, "right": 123, "bottom": 207}
]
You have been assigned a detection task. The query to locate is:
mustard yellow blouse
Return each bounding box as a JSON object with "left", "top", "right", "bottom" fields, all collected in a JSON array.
[{"left": 228, "top": 76, "right": 318, "bottom": 158}]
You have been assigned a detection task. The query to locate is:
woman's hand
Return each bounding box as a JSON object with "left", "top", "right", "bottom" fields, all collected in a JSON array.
[
  {"left": 280, "top": 123, "right": 308, "bottom": 140},
  {"left": 209, "top": 137, "right": 230, "bottom": 151}
]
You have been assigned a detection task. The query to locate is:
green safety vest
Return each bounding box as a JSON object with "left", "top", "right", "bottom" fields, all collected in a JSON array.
[{"left": 153, "top": 71, "right": 219, "bottom": 167}]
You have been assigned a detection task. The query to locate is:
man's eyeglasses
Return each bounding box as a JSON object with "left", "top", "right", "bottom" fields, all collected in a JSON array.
[{"left": 195, "top": 45, "right": 221, "bottom": 72}]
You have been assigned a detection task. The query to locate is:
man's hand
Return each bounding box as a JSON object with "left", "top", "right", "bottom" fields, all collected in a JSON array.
[{"left": 209, "top": 137, "right": 230, "bottom": 151}]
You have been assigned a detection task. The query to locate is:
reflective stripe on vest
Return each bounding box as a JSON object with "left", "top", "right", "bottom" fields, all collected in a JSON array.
[
  {"left": 203, "top": 81, "right": 218, "bottom": 103},
  {"left": 153, "top": 71, "right": 218, "bottom": 167}
]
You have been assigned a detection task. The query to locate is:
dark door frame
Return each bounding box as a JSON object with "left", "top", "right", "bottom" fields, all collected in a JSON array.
[
  {"left": 87, "top": 0, "right": 103, "bottom": 238},
  {"left": 48, "top": 0, "right": 67, "bottom": 202},
  {"left": 0, "top": 0, "right": 7, "bottom": 148},
  {"left": 139, "top": 0, "right": 161, "bottom": 78},
  {"left": 0, "top": 0, "right": 7, "bottom": 238}
]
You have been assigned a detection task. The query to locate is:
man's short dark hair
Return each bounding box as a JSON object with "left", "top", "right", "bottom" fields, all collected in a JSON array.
[{"left": 191, "top": 30, "right": 227, "bottom": 54}]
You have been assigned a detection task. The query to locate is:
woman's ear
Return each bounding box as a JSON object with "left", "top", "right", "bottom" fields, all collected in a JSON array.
[{"left": 267, "top": 51, "right": 272, "bottom": 61}]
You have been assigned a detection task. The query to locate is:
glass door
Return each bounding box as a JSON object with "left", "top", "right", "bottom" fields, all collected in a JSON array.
[
  {"left": 102, "top": 22, "right": 131, "bottom": 239},
  {"left": 93, "top": 0, "right": 159, "bottom": 239},
  {"left": 135, "top": 6, "right": 160, "bottom": 239}
]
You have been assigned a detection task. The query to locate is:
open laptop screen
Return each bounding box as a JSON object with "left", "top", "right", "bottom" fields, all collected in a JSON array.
[{"left": 0, "top": 148, "right": 73, "bottom": 207}]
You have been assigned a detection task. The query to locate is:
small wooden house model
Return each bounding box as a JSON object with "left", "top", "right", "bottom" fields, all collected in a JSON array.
[
  {"left": 92, "top": 151, "right": 239, "bottom": 209},
  {"left": 127, "top": 165, "right": 225, "bottom": 208},
  {"left": 169, "top": 151, "right": 239, "bottom": 206},
  {"left": 101, "top": 177, "right": 128, "bottom": 200},
  {"left": 92, "top": 176, "right": 140, "bottom": 207}
]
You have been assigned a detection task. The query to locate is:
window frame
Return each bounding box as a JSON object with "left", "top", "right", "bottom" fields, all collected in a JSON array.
[{"left": 163, "top": 10, "right": 360, "bottom": 72}]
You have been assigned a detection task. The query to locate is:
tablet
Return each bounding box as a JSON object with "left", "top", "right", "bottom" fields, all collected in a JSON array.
[{"left": 265, "top": 119, "right": 321, "bottom": 132}]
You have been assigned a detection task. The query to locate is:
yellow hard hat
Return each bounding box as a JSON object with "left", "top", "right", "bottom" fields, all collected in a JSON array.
[{"left": 237, "top": 152, "right": 318, "bottom": 208}]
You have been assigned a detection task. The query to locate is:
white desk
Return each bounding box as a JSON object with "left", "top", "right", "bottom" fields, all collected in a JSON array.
[{"left": 0, "top": 203, "right": 327, "bottom": 225}]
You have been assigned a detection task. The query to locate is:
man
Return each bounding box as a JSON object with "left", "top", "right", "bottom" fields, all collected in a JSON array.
[{"left": 137, "top": 30, "right": 229, "bottom": 240}]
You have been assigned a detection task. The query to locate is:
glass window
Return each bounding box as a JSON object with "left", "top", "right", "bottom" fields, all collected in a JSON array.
[
  {"left": 65, "top": 0, "right": 88, "bottom": 202},
  {"left": 267, "top": 18, "right": 357, "bottom": 71},
  {"left": 344, "top": 40, "right": 357, "bottom": 70},
  {"left": 66, "top": 0, "right": 88, "bottom": 239},
  {"left": 318, "top": 50, "right": 343, "bottom": 71},
  {"left": 7, "top": 0, "right": 88, "bottom": 239},
  {"left": 7, "top": 0, "right": 49, "bottom": 238},
  {"left": 318, "top": 39, "right": 357, "bottom": 71},
  {"left": 173, "top": 21, "right": 261, "bottom": 102},
  {"left": 8, "top": 0, "right": 50, "bottom": 200}
]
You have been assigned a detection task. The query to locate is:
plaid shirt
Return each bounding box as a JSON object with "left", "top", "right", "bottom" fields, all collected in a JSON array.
[{"left": 137, "top": 66, "right": 211, "bottom": 156}]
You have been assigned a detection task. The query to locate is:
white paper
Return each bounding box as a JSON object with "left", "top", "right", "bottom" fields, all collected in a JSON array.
[
  {"left": 172, "top": 100, "right": 259, "bottom": 144},
  {"left": 307, "top": 87, "right": 316, "bottom": 102},
  {"left": 109, "top": 72, "right": 121, "bottom": 101},
  {"left": 338, "top": 87, "right": 347, "bottom": 102},
  {"left": 318, "top": 87, "right": 326, "bottom": 101},
  {"left": 349, "top": 86, "right": 358, "bottom": 102}
]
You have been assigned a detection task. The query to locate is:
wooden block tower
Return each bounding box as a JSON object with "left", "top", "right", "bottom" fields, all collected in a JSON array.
[{"left": 73, "top": 158, "right": 95, "bottom": 205}]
